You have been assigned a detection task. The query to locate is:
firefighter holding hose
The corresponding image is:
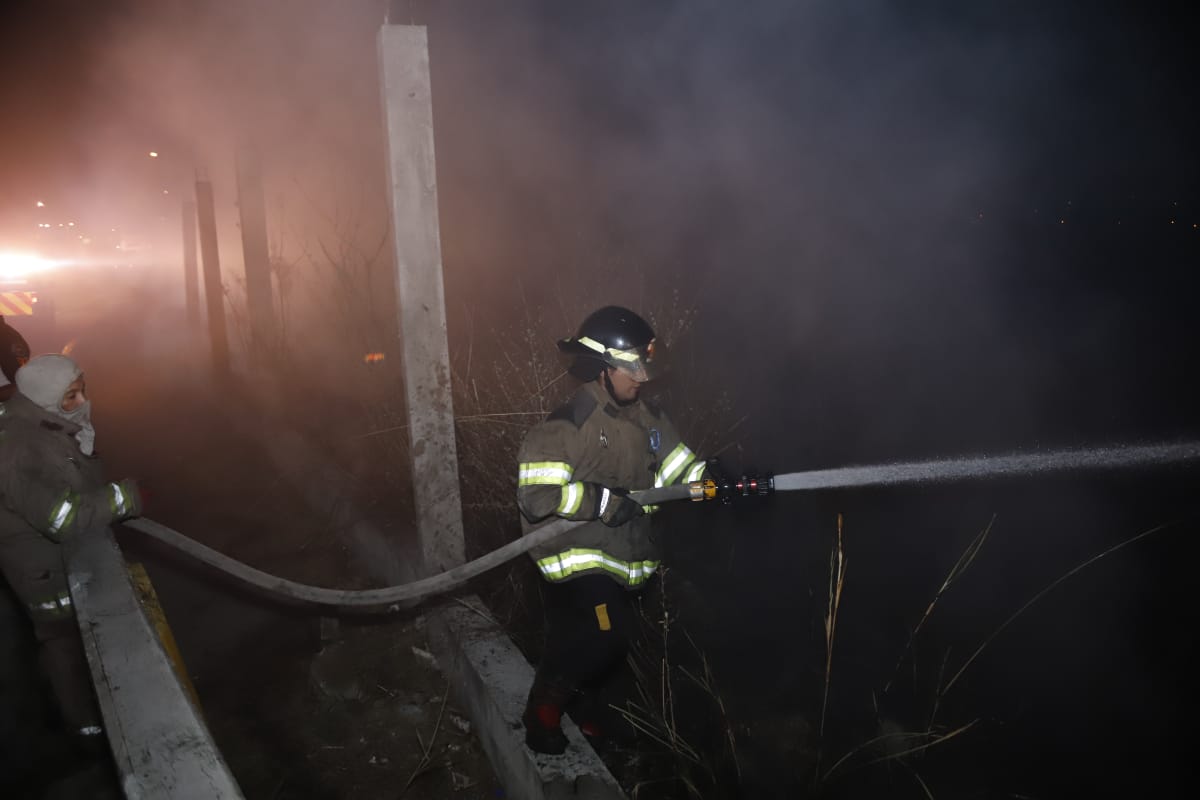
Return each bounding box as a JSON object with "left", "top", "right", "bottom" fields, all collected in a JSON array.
[
  {"left": 516, "top": 306, "right": 709, "bottom": 754},
  {"left": 0, "top": 354, "right": 142, "bottom": 769}
]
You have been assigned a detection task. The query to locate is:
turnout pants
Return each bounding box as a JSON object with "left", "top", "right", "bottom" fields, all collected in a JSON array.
[
  {"left": 0, "top": 527, "right": 102, "bottom": 736},
  {"left": 537, "top": 574, "right": 640, "bottom": 693}
]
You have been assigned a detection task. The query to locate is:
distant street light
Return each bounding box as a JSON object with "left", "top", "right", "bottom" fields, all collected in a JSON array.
[
  {"left": 149, "top": 151, "right": 159, "bottom": 158},
  {"left": 36, "top": 200, "right": 45, "bottom": 207}
]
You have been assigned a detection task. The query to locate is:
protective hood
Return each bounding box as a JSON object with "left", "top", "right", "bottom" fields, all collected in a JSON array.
[{"left": 15, "top": 354, "right": 96, "bottom": 454}]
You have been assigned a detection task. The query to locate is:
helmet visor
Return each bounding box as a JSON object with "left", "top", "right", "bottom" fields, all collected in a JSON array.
[{"left": 607, "top": 339, "right": 658, "bottom": 383}]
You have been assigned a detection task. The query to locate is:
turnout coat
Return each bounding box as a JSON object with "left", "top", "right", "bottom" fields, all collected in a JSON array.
[
  {"left": 0, "top": 392, "right": 138, "bottom": 625},
  {"left": 516, "top": 380, "right": 706, "bottom": 589}
]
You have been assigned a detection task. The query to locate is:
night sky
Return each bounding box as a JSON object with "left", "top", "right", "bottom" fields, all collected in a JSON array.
[{"left": 2, "top": 0, "right": 1197, "bottom": 796}]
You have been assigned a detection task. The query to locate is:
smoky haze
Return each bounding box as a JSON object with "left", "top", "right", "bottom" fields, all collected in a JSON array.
[
  {"left": 4, "top": 0, "right": 1194, "bottom": 470},
  {"left": 2, "top": 2, "right": 1197, "bottom": 796}
]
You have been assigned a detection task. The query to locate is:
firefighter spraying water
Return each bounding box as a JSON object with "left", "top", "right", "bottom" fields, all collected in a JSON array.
[{"left": 115, "top": 298, "right": 1199, "bottom": 616}]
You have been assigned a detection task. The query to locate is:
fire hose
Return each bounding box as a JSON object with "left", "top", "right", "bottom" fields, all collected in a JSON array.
[{"left": 122, "top": 439, "right": 1200, "bottom": 615}]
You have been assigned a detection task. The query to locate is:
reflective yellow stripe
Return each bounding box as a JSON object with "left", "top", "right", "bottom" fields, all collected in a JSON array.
[
  {"left": 535, "top": 549, "right": 660, "bottom": 587},
  {"left": 684, "top": 460, "right": 707, "bottom": 483},
  {"left": 110, "top": 482, "right": 130, "bottom": 516},
  {"left": 574, "top": 336, "right": 643, "bottom": 363},
  {"left": 48, "top": 491, "right": 78, "bottom": 535},
  {"left": 30, "top": 589, "right": 73, "bottom": 618},
  {"left": 519, "top": 461, "right": 573, "bottom": 486},
  {"left": 557, "top": 482, "right": 584, "bottom": 515},
  {"left": 577, "top": 336, "right": 606, "bottom": 353},
  {"left": 656, "top": 443, "right": 694, "bottom": 487}
]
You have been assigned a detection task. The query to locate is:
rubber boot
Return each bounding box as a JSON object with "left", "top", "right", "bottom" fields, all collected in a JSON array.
[
  {"left": 568, "top": 688, "right": 604, "bottom": 742},
  {"left": 522, "top": 674, "right": 572, "bottom": 755}
]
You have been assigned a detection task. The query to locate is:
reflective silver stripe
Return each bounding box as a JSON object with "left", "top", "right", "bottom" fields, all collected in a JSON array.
[
  {"left": 111, "top": 482, "right": 128, "bottom": 515},
  {"left": 78, "top": 725, "right": 103, "bottom": 736},
  {"left": 684, "top": 460, "right": 707, "bottom": 483},
  {"left": 656, "top": 444, "right": 694, "bottom": 487},
  {"left": 518, "top": 462, "right": 573, "bottom": 486},
  {"left": 48, "top": 496, "right": 76, "bottom": 534},
  {"left": 557, "top": 482, "right": 584, "bottom": 515},
  {"left": 597, "top": 486, "right": 611, "bottom": 516},
  {"left": 33, "top": 590, "right": 72, "bottom": 614}
]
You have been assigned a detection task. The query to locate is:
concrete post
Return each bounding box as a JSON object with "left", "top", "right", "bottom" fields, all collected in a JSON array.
[
  {"left": 181, "top": 199, "right": 199, "bottom": 326},
  {"left": 377, "top": 24, "right": 465, "bottom": 572},
  {"left": 194, "top": 177, "right": 231, "bottom": 379},
  {"left": 234, "top": 148, "right": 275, "bottom": 358}
]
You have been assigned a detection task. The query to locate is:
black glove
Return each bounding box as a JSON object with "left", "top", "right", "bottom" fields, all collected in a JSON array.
[{"left": 596, "top": 485, "right": 643, "bottom": 527}]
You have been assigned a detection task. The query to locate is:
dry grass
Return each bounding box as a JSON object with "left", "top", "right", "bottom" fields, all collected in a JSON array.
[
  {"left": 617, "top": 570, "right": 742, "bottom": 798},
  {"left": 821, "top": 718, "right": 978, "bottom": 784},
  {"left": 399, "top": 682, "right": 451, "bottom": 795},
  {"left": 814, "top": 513, "right": 848, "bottom": 782},
  {"left": 883, "top": 514, "right": 995, "bottom": 697},
  {"left": 938, "top": 520, "right": 1175, "bottom": 700},
  {"left": 813, "top": 515, "right": 1183, "bottom": 797}
]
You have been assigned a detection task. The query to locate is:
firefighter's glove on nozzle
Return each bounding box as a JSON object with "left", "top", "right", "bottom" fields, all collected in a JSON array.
[{"left": 595, "top": 485, "right": 644, "bottom": 527}]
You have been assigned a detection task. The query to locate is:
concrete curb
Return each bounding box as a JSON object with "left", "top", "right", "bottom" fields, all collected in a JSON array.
[
  {"left": 70, "top": 529, "right": 243, "bottom": 799},
  {"left": 429, "top": 602, "right": 625, "bottom": 800}
]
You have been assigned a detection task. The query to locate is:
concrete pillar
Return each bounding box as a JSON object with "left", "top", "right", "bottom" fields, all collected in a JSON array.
[
  {"left": 377, "top": 24, "right": 465, "bottom": 571},
  {"left": 181, "top": 199, "right": 199, "bottom": 326},
  {"left": 234, "top": 148, "right": 275, "bottom": 358},
  {"left": 194, "top": 177, "right": 231, "bottom": 379}
]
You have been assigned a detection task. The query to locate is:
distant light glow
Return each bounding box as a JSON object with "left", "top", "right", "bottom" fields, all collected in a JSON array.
[
  {"left": 149, "top": 151, "right": 159, "bottom": 158},
  {"left": 35, "top": 201, "right": 44, "bottom": 208},
  {"left": 363, "top": 352, "right": 386, "bottom": 364},
  {"left": 0, "top": 251, "right": 56, "bottom": 279}
]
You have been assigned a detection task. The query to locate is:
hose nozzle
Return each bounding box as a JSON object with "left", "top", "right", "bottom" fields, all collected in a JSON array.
[{"left": 690, "top": 468, "right": 775, "bottom": 503}]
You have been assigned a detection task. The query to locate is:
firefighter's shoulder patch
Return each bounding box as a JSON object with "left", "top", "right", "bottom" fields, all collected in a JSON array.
[{"left": 547, "top": 390, "right": 598, "bottom": 430}]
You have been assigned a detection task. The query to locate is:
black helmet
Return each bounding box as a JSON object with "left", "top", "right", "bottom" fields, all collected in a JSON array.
[{"left": 558, "top": 306, "right": 658, "bottom": 382}]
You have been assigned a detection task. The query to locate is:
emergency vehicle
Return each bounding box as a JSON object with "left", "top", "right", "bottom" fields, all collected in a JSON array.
[{"left": 0, "top": 252, "right": 56, "bottom": 331}]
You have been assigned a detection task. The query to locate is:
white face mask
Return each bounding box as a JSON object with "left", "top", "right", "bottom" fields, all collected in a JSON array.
[{"left": 60, "top": 398, "right": 96, "bottom": 455}]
